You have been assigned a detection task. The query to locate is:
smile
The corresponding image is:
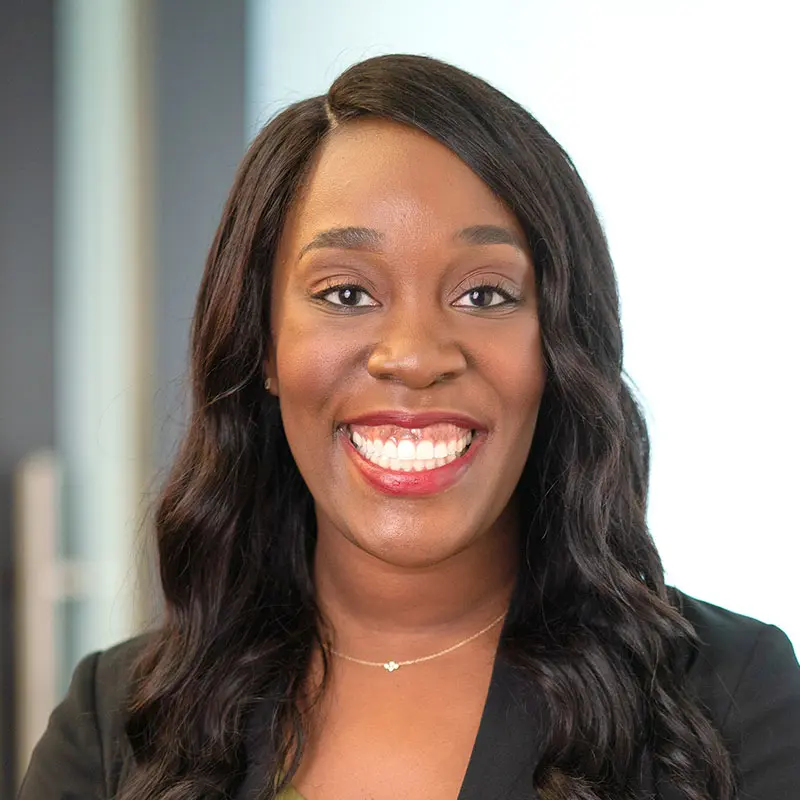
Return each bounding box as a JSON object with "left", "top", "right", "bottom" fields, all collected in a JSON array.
[
  {"left": 339, "top": 417, "right": 484, "bottom": 497},
  {"left": 347, "top": 423, "right": 475, "bottom": 472}
]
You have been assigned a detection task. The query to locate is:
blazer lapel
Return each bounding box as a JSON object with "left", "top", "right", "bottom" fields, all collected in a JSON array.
[
  {"left": 237, "top": 694, "right": 281, "bottom": 800},
  {"left": 457, "top": 653, "right": 545, "bottom": 800}
]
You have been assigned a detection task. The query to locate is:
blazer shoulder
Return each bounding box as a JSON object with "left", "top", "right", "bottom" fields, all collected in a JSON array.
[
  {"left": 93, "top": 633, "right": 150, "bottom": 717},
  {"left": 674, "top": 589, "right": 770, "bottom": 680},
  {"left": 93, "top": 633, "right": 151, "bottom": 790},
  {"left": 18, "top": 633, "right": 150, "bottom": 800},
  {"left": 672, "top": 588, "right": 795, "bottom": 717},
  {"left": 672, "top": 588, "right": 800, "bottom": 795}
]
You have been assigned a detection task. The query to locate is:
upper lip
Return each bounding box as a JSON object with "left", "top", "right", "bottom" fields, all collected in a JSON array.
[{"left": 340, "top": 410, "right": 486, "bottom": 431}]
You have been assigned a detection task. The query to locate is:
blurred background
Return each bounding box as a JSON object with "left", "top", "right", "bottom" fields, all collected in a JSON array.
[{"left": 1, "top": 0, "right": 797, "bottom": 792}]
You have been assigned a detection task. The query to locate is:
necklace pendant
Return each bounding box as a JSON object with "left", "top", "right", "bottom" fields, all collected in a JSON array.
[{"left": 383, "top": 660, "right": 400, "bottom": 672}]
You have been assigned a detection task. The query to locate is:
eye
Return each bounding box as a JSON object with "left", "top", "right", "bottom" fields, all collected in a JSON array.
[
  {"left": 452, "top": 284, "right": 519, "bottom": 309},
  {"left": 314, "top": 284, "right": 379, "bottom": 309}
]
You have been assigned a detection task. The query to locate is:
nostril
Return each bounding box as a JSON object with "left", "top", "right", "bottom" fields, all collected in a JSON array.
[{"left": 366, "top": 339, "right": 468, "bottom": 388}]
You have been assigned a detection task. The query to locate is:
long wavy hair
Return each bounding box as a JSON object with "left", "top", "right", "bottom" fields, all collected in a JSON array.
[{"left": 121, "top": 55, "right": 735, "bottom": 800}]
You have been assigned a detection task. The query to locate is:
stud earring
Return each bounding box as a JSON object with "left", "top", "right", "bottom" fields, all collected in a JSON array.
[{"left": 264, "top": 377, "right": 271, "bottom": 391}]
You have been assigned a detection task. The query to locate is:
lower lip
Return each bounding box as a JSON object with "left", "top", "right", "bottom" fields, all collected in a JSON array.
[{"left": 341, "top": 432, "right": 483, "bottom": 497}]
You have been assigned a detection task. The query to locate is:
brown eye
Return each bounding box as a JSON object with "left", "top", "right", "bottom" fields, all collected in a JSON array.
[
  {"left": 336, "top": 287, "right": 360, "bottom": 306},
  {"left": 317, "top": 284, "right": 379, "bottom": 308},
  {"left": 468, "top": 288, "right": 493, "bottom": 307},
  {"left": 453, "top": 285, "right": 517, "bottom": 309}
]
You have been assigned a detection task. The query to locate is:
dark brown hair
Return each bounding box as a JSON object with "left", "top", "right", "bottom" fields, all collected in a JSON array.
[{"left": 120, "top": 54, "right": 735, "bottom": 799}]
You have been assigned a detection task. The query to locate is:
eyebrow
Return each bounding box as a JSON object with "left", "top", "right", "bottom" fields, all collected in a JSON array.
[
  {"left": 456, "top": 224, "right": 525, "bottom": 250},
  {"left": 298, "top": 227, "right": 384, "bottom": 259},
  {"left": 297, "top": 224, "right": 526, "bottom": 260}
]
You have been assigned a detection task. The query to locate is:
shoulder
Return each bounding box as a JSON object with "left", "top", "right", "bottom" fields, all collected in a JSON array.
[
  {"left": 92, "top": 634, "right": 150, "bottom": 720},
  {"left": 672, "top": 588, "right": 800, "bottom": 795},
  {"left": 673, "top": 588, "right": 798, "bottom": 709},
  {"left": 18, "top": 633, "right": 151, "bottom": 800}
]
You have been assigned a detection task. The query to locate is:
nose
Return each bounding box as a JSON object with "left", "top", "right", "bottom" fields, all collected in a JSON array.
[{"left": 367, "top": 313, "right": 468, "bottom": 389}]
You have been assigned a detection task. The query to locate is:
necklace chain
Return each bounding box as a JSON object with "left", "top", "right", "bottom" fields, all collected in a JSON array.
[{"left": 328, "top": 611, "right": 506, "bottom": 672}]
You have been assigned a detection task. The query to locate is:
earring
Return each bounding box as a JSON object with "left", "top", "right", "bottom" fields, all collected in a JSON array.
[{"left": 264, "top": 377, "right": 271, "bottom": 391}]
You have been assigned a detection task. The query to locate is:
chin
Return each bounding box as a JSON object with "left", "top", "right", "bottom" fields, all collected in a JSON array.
[{"left": 347, "top": 521, "right": 482, "bottom": 569}]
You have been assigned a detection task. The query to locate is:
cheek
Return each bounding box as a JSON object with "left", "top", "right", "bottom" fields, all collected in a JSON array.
[
  {"left": 275, "top": 317, "right": 348, "bottom": 409},
  {"left": 277, "top": 340, "right": 326, "bottom": 408},
  {"left": 484, "top": 332, "right": 546, "bottom": 483},
  {"left": 499, "top": 356, "right": 546, "bottom": 451},
  {"left": 273, "top": 324, "right": 339, "bottom": 486},
  {"left": 272, "top": 316, "right": 366, "bottom": 472},
  {"left": 478, "top": 321, "right": 546, "bottom": 417},
  {"left": 517, "top": 348, "right": 547, "bottom": 418}
]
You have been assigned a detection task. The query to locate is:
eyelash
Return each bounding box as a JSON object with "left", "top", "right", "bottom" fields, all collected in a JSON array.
[{"left": 311, "top": 280, "right": 521, "bottom": 311}]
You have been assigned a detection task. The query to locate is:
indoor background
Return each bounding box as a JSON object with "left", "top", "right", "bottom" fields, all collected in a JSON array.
[{"left": 1, "top": 0, "right": 797, "bottom": 793}]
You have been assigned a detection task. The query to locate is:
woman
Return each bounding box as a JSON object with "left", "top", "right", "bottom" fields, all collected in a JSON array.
[{"left": 21, "top": 54, "right": 800, "bottom": 800}]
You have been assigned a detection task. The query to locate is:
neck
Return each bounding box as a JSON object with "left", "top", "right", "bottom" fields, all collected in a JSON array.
[{"left": 312, "top": 509, "right": 518, "bottom": 659}]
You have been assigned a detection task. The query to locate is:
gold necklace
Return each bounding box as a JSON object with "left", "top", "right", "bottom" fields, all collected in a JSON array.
[{"left": 328, "top": 611, "right": 506, "bottom": 673}]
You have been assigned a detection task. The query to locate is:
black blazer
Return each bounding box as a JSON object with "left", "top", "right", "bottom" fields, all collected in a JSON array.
[{"left": 18, "top": 591, "right": 800, "bottom": 799}]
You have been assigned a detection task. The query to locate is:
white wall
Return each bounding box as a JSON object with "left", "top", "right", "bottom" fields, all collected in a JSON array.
[{"left": 246, "top": 0, "right": 799, "bottom": 645}]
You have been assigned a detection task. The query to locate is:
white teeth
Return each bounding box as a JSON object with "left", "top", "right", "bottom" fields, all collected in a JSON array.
[
  {"left": 349, "top": 427, "right": 476, "bottom": 473},
  {"left": 351, "top": 431, "right": 473, "bottom": 472},
  {"left": 416, "top": 440, "right": 435, "bottom": 460},
  {"left": 383, "top": 441, "right": 398, "bottom": 459},
  {"left": 397, "top": 440, "right": 416, "bottom": 460}
]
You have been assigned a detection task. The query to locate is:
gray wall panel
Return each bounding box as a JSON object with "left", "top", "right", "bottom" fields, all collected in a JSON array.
[
  {"left": 0, "top": 2, "right": 55, "bottom": 792},
  {"left": 152, "top": 0, "right": 247, "bottom": 477}
]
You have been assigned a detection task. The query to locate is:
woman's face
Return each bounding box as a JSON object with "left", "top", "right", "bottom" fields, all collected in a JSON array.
[{"left": 267, "top": 119, "right": 546, "bottom": 568}]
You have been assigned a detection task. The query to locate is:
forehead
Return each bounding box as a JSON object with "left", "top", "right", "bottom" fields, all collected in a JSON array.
[{"left": 280, "top": 118, "right": 525, "bottom": 252}]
